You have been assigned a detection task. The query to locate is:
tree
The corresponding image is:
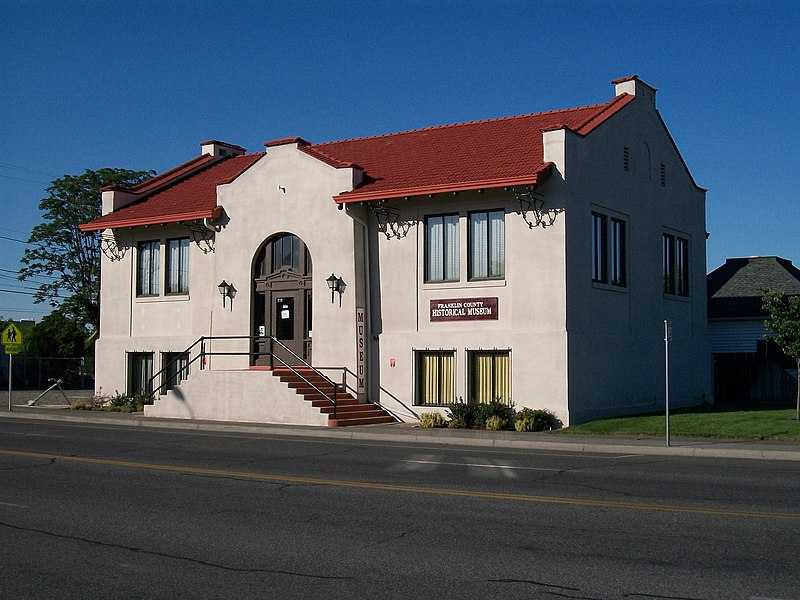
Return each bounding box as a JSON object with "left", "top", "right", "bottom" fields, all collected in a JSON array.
[
  {"left": 762, "top": 289, "right": 800, "bottom": 420},
  {"left": 19, "top": 168, "right": 154, "bottom": 332},
  {"left": 26, "top": 309, "right": 88, "bottom": 358}
]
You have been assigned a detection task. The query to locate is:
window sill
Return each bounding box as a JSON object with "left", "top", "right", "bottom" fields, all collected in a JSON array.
[
  {"left": 663, "top": 293, "right": 692, "bottom": 303},
  {"left": 134, "top": 294, "right": 191, "bottom": 304},
  {"left": 591, "top": 281, "right": 628, "bottom": 293},
  {"left": 422, "top": 280, "right": 506, "bottom": 291}
]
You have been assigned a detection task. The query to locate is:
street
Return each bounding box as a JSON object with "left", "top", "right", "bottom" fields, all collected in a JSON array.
[{"left": 1, "top": 418, "right": 799, "bottom": 599}]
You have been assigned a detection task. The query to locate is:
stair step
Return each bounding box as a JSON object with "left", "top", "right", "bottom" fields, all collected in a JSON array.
[
  {"left": 317, "top": 403, "right": 383, "bottom": 414},
  {"left": 329, "top": 415, "right": 396, "bottom": 426},
  {"left": 271, "top": 367, "right": 395, "bottom": 427}
]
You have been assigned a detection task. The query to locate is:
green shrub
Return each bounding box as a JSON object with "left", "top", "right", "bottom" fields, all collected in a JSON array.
[
  {"left": 90, "top": 393, "right": 109, "bottom": 409},
  {"left": 448, "top": 399, "right": 514, "bottom": 429},
  {"left": 447, "top": 415, "right": 468, "bottom": 429},
  {"left": 474, "top": 400, "right": 513, "bottom": 429},
  {"left": 447, "top": 400, "right": 477, "bottom": 428},
  {"left": 109, "top": 391, "right": 130, "bottom": 408},
  {"left": 485, "top": 415, "right": 506, "bottom": 431},
  {"left": 70, "top": 401, "right": 87, "bottom": 410},
  {"left": 514, "top": 408, "right": 557, "bottom": 432},
  {"left": 419, "top": 412, "right": 447, "bottom": 428}
]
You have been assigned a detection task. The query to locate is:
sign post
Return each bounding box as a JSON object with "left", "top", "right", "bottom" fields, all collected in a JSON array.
[
  {"left": 2, "top": 323, "right": 24, "bottom": 411},
  {"left": 664, "top": 319, "right": 672, "bottom": 447}
]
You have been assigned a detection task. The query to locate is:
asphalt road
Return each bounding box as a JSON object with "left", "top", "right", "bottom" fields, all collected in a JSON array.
[{"left": 1, "top": 419, "right": 799, "bottom": 599}]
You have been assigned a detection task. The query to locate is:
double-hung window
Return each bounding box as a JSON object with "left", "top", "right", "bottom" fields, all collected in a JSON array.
[
  {"left": 469, "top": 210, "right": 504, "bottom": 280},
  {"left": 128, "top": 352, "right": 153, "bottom": 397},
  {"left": 166, "top": 238, "right": 190, "bottom": 294},
  {"left": 137, "top": 241, "right": 160, "bottom": 296},
  {"left": 663, "top": 233, "right": 689, "bottom": 296},
  {"left": 160, "top": 351, "right": 189, "bottom": 394},
  {"left": 592, "top": 212, "right": 627, "bottom": 287},
  {"left": 425, "top": 215, "right": 459, "bottom": 282}
]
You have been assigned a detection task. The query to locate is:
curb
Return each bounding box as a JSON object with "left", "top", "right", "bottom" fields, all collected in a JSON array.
[{"left": 2, "top": 407, "right": 800, "bottom": 462}]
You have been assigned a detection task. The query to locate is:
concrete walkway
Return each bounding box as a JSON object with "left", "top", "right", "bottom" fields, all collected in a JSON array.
[{"left": 3, "top": 404, "right": 800, "bottom": 462}]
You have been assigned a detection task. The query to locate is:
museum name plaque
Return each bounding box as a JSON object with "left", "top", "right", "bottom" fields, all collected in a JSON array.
[{"left": 430, "top": 297, "right": 498, "bottom": 322}]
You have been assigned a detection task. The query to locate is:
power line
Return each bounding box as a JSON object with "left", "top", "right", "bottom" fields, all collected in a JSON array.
[
  {"left": 0, "top": 235, "right": 32, "bottom": 245},
  {"left": 0, "top": 161, "right": 59, "bottom": 178}
]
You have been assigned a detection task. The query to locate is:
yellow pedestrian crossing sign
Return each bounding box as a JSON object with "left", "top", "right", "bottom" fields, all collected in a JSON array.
[{"left": 2, "top": 323, "right": 23, "bottom": 354}]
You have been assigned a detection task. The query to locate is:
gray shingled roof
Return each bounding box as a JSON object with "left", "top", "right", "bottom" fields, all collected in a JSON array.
[{"left": 707, "top": 256, "right": 800, "bottom": 319}]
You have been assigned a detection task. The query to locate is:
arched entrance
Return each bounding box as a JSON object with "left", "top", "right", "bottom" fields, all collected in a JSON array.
[{"left": 252, "top": 233, "right": 312, "bottom": 367}]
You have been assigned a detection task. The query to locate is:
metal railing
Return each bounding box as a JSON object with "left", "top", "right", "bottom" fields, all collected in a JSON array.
[{"left": 147, "top": 335, "right": 345, "bottom": 419}]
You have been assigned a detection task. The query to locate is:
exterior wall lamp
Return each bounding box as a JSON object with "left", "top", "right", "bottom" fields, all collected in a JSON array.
[
  {"left": 218, "top": 280, "right": 236, "bottom": 309},
  {"left": 326, "top": 273, "right": 346, "bottom": 306}
]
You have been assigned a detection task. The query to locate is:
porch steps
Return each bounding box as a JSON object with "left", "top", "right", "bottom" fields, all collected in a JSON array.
[{"left": 271, "top": 367, "right": 395, "bottom": 427}]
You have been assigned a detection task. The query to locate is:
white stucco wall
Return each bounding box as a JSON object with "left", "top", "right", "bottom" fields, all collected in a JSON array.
[
  {"left": 562, "top": 87, "right": 712, "bottom": 422},
  {"left": 367, "top": 189, "right": 569, "bottom": 423}
]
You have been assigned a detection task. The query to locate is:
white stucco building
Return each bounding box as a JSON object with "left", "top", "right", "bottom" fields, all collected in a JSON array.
[{"left": 81, "top": 75, "right": 711, "bottom": 426}]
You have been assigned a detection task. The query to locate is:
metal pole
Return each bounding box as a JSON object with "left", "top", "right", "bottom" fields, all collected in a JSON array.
[
  {"left": 8, "top": 354, "right": 12, "bottom": 412},
  {"left": 664, "top": 319, "right": 670, "bottom": 447}
]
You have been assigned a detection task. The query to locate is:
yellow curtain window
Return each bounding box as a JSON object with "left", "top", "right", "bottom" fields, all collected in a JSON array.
[
  {"left": 471, "top": 351, "right": 510, "bottom": 405},
  {"left": 418, "top": 352, "right": 455, "bottom": 405}
]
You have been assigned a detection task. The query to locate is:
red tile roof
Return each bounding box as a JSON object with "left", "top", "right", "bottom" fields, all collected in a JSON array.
[
  {"left": 82, "top": 90, "right": 636, "bottom": 230},
  {"left": 81, "top": 153, "right": 263, "bottom": 231},
  {"left": 308, "top": 93, "right": 634, "bottom": 203}
]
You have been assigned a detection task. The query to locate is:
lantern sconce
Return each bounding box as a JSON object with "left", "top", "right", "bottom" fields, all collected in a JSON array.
[
  {"left": 326, "top": 273, "right": 346, "bottom": 306},
  {"left": 218, "top": 280, "right": 237, "bottom": 309}
]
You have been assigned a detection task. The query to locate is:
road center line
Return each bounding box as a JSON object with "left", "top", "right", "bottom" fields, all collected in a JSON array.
[{"left": 3, "top": 448, "right": 799, "bottom": 521}]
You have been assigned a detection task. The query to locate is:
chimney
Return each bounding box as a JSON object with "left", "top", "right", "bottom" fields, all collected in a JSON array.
[
  {"left": 200, "top": 140, "right": 247, "bottom": 158},
  {"left": 612, "top": 75, "right": 657, "bottom": 107}
]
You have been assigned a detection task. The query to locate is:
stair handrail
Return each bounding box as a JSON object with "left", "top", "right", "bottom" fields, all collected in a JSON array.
[
  {"left": 147, "top": 336, "right": 208, "bottom": 399},
  {"left": 146, "top": 335, "right": 342, "bottom": 419}
]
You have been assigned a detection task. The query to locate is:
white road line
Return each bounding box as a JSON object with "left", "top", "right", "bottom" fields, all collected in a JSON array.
[{"left": 403, "top": 459, "right": 562, "bottom": 471}]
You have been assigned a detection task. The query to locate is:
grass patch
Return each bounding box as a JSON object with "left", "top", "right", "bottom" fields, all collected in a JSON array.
[{"left": 557, "top": 405, "right": 800, "bottom": 441}]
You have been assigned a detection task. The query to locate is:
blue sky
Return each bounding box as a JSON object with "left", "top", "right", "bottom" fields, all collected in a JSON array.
[{"left": 1, "top": 0, "right": 798, "bottom": 321}]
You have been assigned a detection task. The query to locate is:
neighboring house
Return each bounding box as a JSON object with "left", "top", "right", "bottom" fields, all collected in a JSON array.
[
  {"left": 81, "top": 75, "right": 711, "bottom": 427},
  {"left": 708, "top": 256, "right": 800, "bottom": 404}
]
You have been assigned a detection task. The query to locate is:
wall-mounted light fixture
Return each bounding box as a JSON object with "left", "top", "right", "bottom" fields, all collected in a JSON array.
[
  {"left": 218, "top": 280, "right": 237, "bottom": 309},
  {"left": 326, "top": 273, "right": 346, "bottom": 306}
]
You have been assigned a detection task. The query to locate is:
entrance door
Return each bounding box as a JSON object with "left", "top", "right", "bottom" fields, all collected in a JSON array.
[{"left": 252, "top": 233, "right": 312, "bottom": 367}]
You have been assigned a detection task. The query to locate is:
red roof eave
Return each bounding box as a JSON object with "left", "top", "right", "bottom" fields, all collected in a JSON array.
[
  {"left": 79, "top": 206, "right": 223, "bottom": 232},
  {"left": 333, "top": 165, "right": 553, "bottom": 204}
]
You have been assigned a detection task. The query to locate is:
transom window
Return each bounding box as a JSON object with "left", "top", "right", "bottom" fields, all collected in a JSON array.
[
  {"left": 255, "top": 233, "right": 311, "bottom": 278},
  {"left": 468, "top": 210, "right": 505, "bottom": 280},
  {"left": 272, "top": 233, "right": 300, "bottom": 272},
  {"left": 425, "top": 214, "right": 459, "bottom": 282}
]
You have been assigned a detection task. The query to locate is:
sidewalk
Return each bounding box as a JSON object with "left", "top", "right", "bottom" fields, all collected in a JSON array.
[{"left": 3, "top": 404, "right": 800, "bottom": 462}]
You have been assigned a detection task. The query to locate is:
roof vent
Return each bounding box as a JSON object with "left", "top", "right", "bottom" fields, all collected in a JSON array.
[{"left": 200, "top": 140, "right": 247, "bottom": 158}]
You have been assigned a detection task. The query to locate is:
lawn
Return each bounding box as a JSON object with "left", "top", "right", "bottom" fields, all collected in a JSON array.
[{"left": 558, "top": 405, "right": 800, "bottom": 441}]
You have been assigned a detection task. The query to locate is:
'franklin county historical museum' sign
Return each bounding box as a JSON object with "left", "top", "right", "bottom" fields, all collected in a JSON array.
[{"left": 430, "top": 297, "right": 498, "bottom": 322}]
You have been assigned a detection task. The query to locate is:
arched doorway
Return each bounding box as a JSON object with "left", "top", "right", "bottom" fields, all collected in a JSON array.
[{"left": 252, "top": 233, "right": 312, "bottom": 367}]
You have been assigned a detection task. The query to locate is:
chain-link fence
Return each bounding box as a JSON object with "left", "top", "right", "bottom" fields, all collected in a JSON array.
[
  {"left": 2, "top": 356, "right": 95, "bottom": 407},
  {"left": 2, "top": 356, "right": 94, "bottom": 389}
]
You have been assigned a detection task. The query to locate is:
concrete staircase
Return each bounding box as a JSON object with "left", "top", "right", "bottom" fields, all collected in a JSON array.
[{"left": 271, "top": 367, "right": 395, "bottom": 426}]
